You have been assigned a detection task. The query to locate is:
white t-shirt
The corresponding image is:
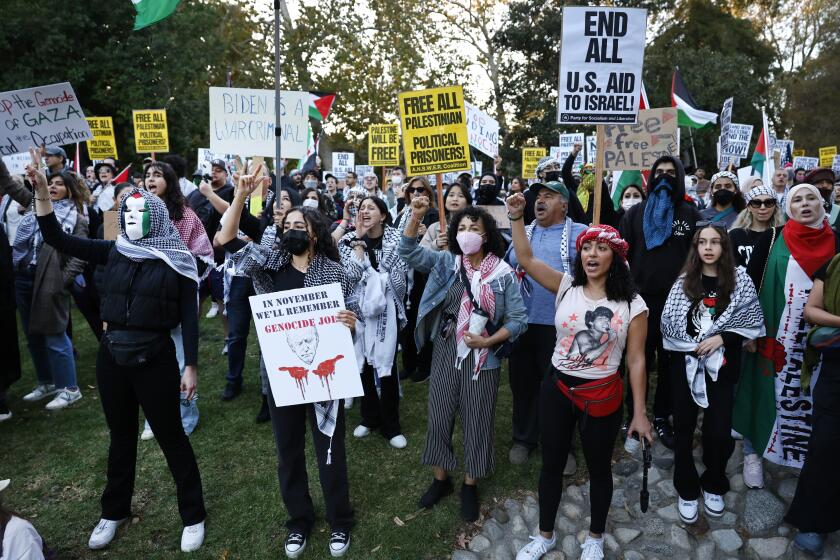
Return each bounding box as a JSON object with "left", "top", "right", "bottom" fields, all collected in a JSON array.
[
  {"left": 551, "top": 274, "right": 648, "bottom": 379},
  {"left": 1, "top": 516, "right": 44, "bottom": 560}
]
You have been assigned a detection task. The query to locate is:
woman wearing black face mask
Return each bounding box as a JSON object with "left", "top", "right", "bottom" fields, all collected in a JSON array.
[
  {"left": 475, "top": 173, "right": 504, "bottom": 206},
  {"left": 699, "top": 172, "right": 745, "bottom": 229},
  {"left": 217, "top": 175, "right": 359, "bottom": 558}
]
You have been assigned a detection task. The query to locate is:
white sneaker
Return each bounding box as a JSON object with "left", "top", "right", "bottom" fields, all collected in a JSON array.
[
  {"left": 181, "top": 521, "right": 205, "bottom": 552},
  {"left": 343, "top": 397, "right": 354, "bottom": 409},
  {"left": 678, "top": 496, "right": 699, "bottom": 524},
  {"left": 88, "top": 518, "right": 127, "bottom": 549},
  {"left": 563, "top": 452, "right": 577, "bottom": 476},
  {"left": 702, "top": 490, "right": 725, "bottom": 517},
  {"left": 284, "top": 532, "right": 307, "bottom": 558},
  {"left": 22, "top": 384, "right": 57, "bottom": 402},
  {"left": 353, "top": 425, "right": 371, "bottom": 438},
  {"left": 141, "top": 426, "right": 155, "bottom": 441},
  {"left": 743, "top": 453, "right": 764, "bottom": 489},
  {"left": 45, "top": 388, "right": 82, "bottom": 410},
  {"left": 730, "top": 428, "right": 744, "bottom": 440},
  {"left": 0, "top": 409, "right": 11, "bottom": 422},
  {"left": 624, "top": 435, "right": 641, "bottom": 455},
  {"left": 389, "top": 435, "right": 407, "bottom": 449},
  {"left": 328, "top": 531, "right": 350, "bottom": 557},
  {"left": 580, "top": 536, "right": 605, "bottom": 560},
  {"left": 516, "top": 534, "right": 556, "bottom": 560},
  {"left": 205, "top": 302, "right": 219, "bottom": 318}
]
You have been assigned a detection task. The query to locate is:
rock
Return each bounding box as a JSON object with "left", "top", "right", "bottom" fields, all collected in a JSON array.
[
  {"left": 648, "top": 466, "right": 663, "bottom": 485},
  {"left": 743, "top": 490, "right": 786, "bottom": 535},
  {"left": 523, "top": 503, "right": 539, "bottom": 526},
  {"left": 671, "top": 525, "right": 691, "bottom": 549},
  {"left": 482, "top": 519, "right": 505, "bottom": 541},
  {"left": 615, "top": 458, "right": 639, "bottom": 476},
  {"left": 543, "top": 551, "right": 566, "bottom": 560},
  {"left": 603, "top": 534, "right": 619, "bottom": 553},
  {"left": 777, "top": 526, "right": 790, "bottom": 537},
  {"left": 653, "top": 453, "right": 675, "bottom": 470},
  {"left": 657, "top": 504, "right": 680, "bottom": 522},
  {"left": 469, "top": 534, "right": 492, "bottom": 553},
  {"left": 747, "top": 537, "right": 790, "bottom": 559},
  {"left": 561, "top": 535, "right": 578, "bottom": 557},
  {"left": 452, "top": 550, "right": 480, "bottom": 560},
  {"left": 487, "top": 543, "right": 513, "bottom": 560},
  {"left": 561, "top": 503, "right": 582, "bottom": 521},
  {"left": 576, "top": 530, "right": 587, "bottom": 544},
  {"left": 523, "top": 495, "right": 538, "bottom": 508},
  {"left": 510, "top": 515, "right": 529, "bottom": 538},
  {"left": 624, "top": 552, "right": 644, "bottom": 560},
  {"left": 555, "top": 516, "right": 577, "bottom": 536},
  {"left": 730, "top": 473, "right": 745, "bottom": 493},
  {"left": 614, "top": 527, "right": 640, "bottom": 545},
  {"left": 492, "top": 507, "right": 509, "bottom": 524},
  {"left": 724, "top": 492, "right": 740, "bottom": 511},
  {"left": 610, "top": 489, "right": 626, "bottom": 509},
  {"left": 643, "top": 516, "right": 665, "bottom": 536},
  {"left": 721, "top": 512, "right": 737, "bottom": 526},
  {"left": 505, "top": 499, "right": 521, "bottom": 515},
  {"left": 508, "top": 538, "right": 527, "bottom": 556},
  {"left": 712, "top": 529, "right": 743, "bottom": 553},
  {"left": 565, "top": 485, "right": 583, "bottom": 503},
  {"left": 695, "top": 541, "right": 715, "bottom": 560},
  {"left": 641, "top": 542, "right": 674, "bottom": 556},
  {"left": 609, "top": 508, "right": 631, "bottom": 523},
  {"left": 776, "top": 478, "right": 797, "bottom": 500},
  {"left": 657, "top": 478, "right": 677, "bottom": 498}
]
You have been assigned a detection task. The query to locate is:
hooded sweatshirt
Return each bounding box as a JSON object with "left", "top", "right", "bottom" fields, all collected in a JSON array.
[{"left": 619, "top": 156, "right": 701, "bottom": 296}]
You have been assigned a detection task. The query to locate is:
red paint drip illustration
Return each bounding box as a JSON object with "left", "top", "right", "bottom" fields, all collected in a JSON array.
[
  {"left": 313, "top": 355, "right": 344, "bottom": 400},
  {"left": 278, "top": 366, "right": 310, "bottom": 399}
]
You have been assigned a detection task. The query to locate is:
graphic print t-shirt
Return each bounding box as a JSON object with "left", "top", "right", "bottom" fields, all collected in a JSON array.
[{"left": 552, "top": 274, "right": 648, "bottom": 379}]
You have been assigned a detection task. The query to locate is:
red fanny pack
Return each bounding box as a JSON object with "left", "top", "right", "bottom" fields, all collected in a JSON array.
[{"left": 555, "top": 372, "right": 623, "bottom": 417}]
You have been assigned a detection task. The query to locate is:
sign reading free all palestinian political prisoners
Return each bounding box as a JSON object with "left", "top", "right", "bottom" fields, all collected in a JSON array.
[
  {"left": 133, "top": 109, "right": 169, "bottom": 153},
  {"left": 522, "top": 147, "right": 546, "bottom": 178},
  {"left": 250, "top": 283, "right": 363, "bottom": 407},
  {"left": 601, "top": 108, "right": 679, "bottom": 170},
  {"left": 0, "top": 82, "right": 92, "bottom": 157},
  {"left": 557, "top": 7, "right": 647, "bottom": 124},
  {"left": 86, "top": 117, "right": 118, "bottom": 160},
  {"left": 398, "top": 85, "right": 471, "bottom": 175},
  {"left": 209, "top": 87, "right": 308, "bottom": 159},
  {"left": 464, "top": 101, "right": 500, "bottom": 158}
]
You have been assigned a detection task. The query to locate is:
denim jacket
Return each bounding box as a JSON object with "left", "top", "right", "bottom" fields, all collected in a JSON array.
[{"left": 398, "top": 234, "right": 528, "bottom": 370}]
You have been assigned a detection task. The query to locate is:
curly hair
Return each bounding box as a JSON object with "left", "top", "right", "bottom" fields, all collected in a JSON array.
[
  {"left": 143, "top": 161, "right": 185, "bottom": 221},
  {"left": 571, "top": 254, "right": 638, "bottom": 303},
  {"left": 278, "top": 207, "right": 341, "bottom": 262},
  {"left": 585, "top": 307, "right": 614, "bottom": 328},
  {"left": 446, "top": 206, "right": 507, "bottom": 258}
]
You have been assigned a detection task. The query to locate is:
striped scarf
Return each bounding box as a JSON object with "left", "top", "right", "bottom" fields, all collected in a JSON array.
[{"left": 455, "top": 253, "right": 501, "bottom": 377}]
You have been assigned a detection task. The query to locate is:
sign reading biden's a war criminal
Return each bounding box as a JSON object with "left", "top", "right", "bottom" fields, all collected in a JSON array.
[
  {"left": 557, "top": 7, "right": 647, "bottom": 125},
  {"left": 601, "top": 108, "right": 679, "bottom": 170}
]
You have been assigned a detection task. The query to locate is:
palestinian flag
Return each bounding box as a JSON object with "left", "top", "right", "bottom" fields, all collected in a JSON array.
[
  {"left": 309, "top": 91, "right": 336, "bottom": 122},
  {"left": 296, "top": 126, "right": 319, "bottom": 172},
  {"left": 639, "top": 82, "right": 650, "bottom": 110},
  {"left": 671, "top": 68, "right": 717, "bottom": 129},
  {"left": 114, "top": 164, "right": 132, "bottom": 183},
  {"left": 732, "top": 234, "right": 817, "bottom": 469},
  {"left": 132, "top": 0, "right": 180, "bottom": 30},
  {"left": 750, "top": 111, "right": 773, "bottom": 184}
]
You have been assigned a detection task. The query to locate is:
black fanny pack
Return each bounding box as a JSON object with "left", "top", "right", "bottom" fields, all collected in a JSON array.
[{"left": 104, "top": 330, "right": 169, "bottom": 367}]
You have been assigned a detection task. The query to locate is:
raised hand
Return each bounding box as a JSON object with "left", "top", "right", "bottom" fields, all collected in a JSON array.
[
  {"left": 505, "top": 192, "right": 526, "bottom": 218},
  {"left": 410, "top": 195, "right": 431, "bottom": 218}
]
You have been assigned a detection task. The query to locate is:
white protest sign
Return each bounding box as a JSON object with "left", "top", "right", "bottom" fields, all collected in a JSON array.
[
  {"left": 196, "top": 148, "right": 228, "bottom": 175},
  {"left": 209, "top": 87, "right": 308, "bottom": 159},
  {"left": 770, "top": 136, "right": 794, "bottom": 163},
  {"left": 585, "top": 135, "right": 597, "bottom": 164},
  {"left": 472, "top": 161, "right": 483, "bottom": 177},
  {"left": 250, "top": 283, "right": 363, "bottom": 407},
  {"left": 464, "top": 101, "right": 500, "bottom": 157},
  {"left": 832, "top": 155, "right": 840, "bottom": 174},
  {"left": 557, "top": 7, "right": 647, "bottom": 124},
  {"left": 719, "top": 97, "right": 733, "bottom": 157},
  {"left": 722, "top": 123, "right": 753, "bottom": 158},
  {"left": 1, "top": 153, "right": 31, "bottom": 175},
  {"left": 354, "top": 164, "right": 373, "bottom": 178},
  {"left": 552, "top": 133, "right": 585, "bottom": 170},
  {"left": 332, "top": 152, "right": 355, "bottom": 179},
  {"left": 793, "top": 156, "right": 819, "bottom": 171},
  {"left": 0, "top": 82, "right": 92, "bottom": 156}
]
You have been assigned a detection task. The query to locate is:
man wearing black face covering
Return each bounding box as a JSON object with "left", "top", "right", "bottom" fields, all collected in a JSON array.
[{"left": 619, "top": 155, "right": 701, "bottom": 450}]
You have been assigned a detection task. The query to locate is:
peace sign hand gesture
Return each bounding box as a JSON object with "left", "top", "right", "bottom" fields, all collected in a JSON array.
[{"left": 26, "top": 146, "right": 48, "bottom": 195}]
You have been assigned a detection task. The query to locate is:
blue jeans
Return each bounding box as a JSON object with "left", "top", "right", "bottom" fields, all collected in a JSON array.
[
  {"left": 15, "top": 269, "right": 78, "bottom": 389},
  {"left": 224, "top": 276, "right": 253, "bottom": 386}
]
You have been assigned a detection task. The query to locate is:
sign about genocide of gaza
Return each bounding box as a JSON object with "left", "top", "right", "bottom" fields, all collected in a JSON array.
[{"left": 557, "top": 7, "right": 647, "bottom": 125}]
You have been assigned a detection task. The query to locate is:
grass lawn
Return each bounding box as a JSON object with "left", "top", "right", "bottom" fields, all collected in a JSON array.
[{"left": 2, "top": 303, "right": 567, "bottom": 559}]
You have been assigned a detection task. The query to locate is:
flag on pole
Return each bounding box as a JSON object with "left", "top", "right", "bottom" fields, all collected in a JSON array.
[
  {"left": 114, "top": 164, "right": 132, "bottom": 183},
  {"left": 296, "top": 126, "right": 319, "bottom": 172},
  {"left": 750, "top": 110, "right": 773, "bottom": 185},
  {"left": 308, "top": 92, "right": 336, "bottom": 122},
  {"left": 639, "top": 82, "right": 650, "bottom": 110},
  {"left": 671, "top": 68, "right": 717, "bottom": 129},
  {"left": 132, "top": 0, "right": 181, "bottom": 31},
  {"left": 73, "top": 144, "right": 81, "bottom": 174}
]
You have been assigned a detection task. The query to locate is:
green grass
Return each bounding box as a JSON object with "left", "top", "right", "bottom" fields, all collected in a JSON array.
[{"left": 2, "top": 304, "right": 557, "bottom": 559}]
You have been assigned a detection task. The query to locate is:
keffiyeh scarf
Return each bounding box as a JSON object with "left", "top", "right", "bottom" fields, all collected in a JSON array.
[
  {"left": 173, "top": 206, "right": 215, "bottom": 278},
  {"left": 516, "top": 221, "right": 571, "bottom": 298},
  {"left": 12, "top": 198, "right": 77, "bottom": 267}
]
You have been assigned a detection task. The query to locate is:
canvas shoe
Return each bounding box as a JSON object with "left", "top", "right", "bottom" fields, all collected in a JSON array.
[
  {"left": 516, "top": 534, "right": 557, "bottom": 560},
  {"left": 45, "top": 388, "right": 82, "bottom": 410},
  {"left": 743, "top": 453, "right": 764, "bottom": 489},
  {"left": 181, "top": 521, "right": 205, "bottom": 552},
  {"left": 0, "top": 403, "right": 11, "bottom": 422},
  {"left": 328, "top": 531, "right": 350, "bottom": 557},
  {"left": 88, "top": 518, "right": 127, "bottom": 549},
  {"left": 284, "top": 532, "right": 307, "bottom": 558},
  {"left": 22, "top": 384, "right": 57, "bottom": 402},
  {"left": 353, "top": 425, "right": 371, "bottom": 438},
  {"left": 580, "top": 536, "right": 605, "bottom": 560},
  {"left": 389, "top": 434, "right": 407, "bottom": 449},
  {"left": 678, "top": 496, "right": 699, "bottom": 524},
  {"left": 205, "top": 302, "right": 219, "bottom": 318},
  {"left": 702, "top": 490, "right": 725, "bottom": 518}
]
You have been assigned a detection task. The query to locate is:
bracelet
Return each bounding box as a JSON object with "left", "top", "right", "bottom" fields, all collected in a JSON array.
[
  {"left": 34, "top": 197, "right": 50, "bottom": 202},
  {"left": 508, "top": 213, "right": 523, "bottom": 221}
]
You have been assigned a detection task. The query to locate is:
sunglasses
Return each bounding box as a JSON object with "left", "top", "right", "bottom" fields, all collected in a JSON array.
[
  {"left": 405, "top": 187, "right": 430, "bottom": 196},
  {"left": 696, "top": 220, "right": 728, "bottom": 230},
  {"left": 748, "top": 199, "right": 777, "bottom": 209}
]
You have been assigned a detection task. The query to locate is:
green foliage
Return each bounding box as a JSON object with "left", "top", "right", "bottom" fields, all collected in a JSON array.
[{"left": 784, "top": 41, "right": 840, "bottom": 154}]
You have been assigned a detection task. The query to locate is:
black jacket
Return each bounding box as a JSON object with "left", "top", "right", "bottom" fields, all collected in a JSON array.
[{"left": 562, "top": 152, "right": 617, "bottom": 227}]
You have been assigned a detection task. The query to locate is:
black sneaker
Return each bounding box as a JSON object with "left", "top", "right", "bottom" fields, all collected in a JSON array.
[
  {"left": 654, "top": 417, "right": 676, "bottom": 449},
  {"left": 256, "top": 395, "right": 271, "bottom": 423},
  {"left": 419, "top": 477, "right": 454, "bottom": 509},
  {"left": 328, "top": 531, "right": 350, "bottom": 557},
  {"left": 220, "top": 382, "right": 242, "bottom": 401},
  {"left": 460, "top": 483, "right": 479, "bottom": 522},
  {"left": 411, "top": 370, "right": 430, "bottom": 383},
  {"left": 284, "top": 532, "right": 307, "bottom": 558}
]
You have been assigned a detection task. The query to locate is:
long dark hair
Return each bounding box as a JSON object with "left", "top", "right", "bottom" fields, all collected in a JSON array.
[
  {"left": 144, "top": 161, "right": 185, "bottom": 221},
  {"left": 278, "top": 207, "right": 340, "bottom": 262},
  {"left": 359, "top": 195, "right": 393, "bottom": 227},
  {"left": 680, "top": 225, "right": 736, "bottom": 316},
  {"left": 301, "top": 187, "right": 330, "bottom": 216},
  {"left": 49, "top": 170, "right": 87, "bottom": 212},
  {"left": 571, "top": 254, "right": 638, "bottom": 303},
  {"left": 446, "top": 206, "right": 507, "bottom": 258},
  {"left": 443, "top": 183, "right": 473, "bottom": 216}
]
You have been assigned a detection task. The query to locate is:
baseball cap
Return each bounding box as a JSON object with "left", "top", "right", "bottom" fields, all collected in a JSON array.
[
  {"left": 45, "top": 146, "right": 67, "bottom": 159},
  {"left": 530, "top": 180, "right": 570, "bottom": 199},
  {"left": 210, "top": 158, "right": 228, "bottom": 173}
]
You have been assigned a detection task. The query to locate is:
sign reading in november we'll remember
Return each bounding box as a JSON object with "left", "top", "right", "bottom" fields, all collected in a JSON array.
[
  {"left": 367, "top": 124, "right": 400, "bottom": 166},
  {"left": 522, "top": 147, "right": 546, "bottom": 178},
  {"left": 464, "top": 101, "right": 500, "bottom": 157},
  {"left": 250, "top": 283, "right": 363, "bottom": 407},
  {"left": 0, "top": 82, "right": 92, "bottom": 156},
  {"left": 601, "top": 108, "right": 679, "bottom": 170},
  {"left": 132, "top": 109, "right": 169, "bottom": 153},
  {"left": 86, "top": 117, "right": 118, "bottom": 160},
  {"left": 209, "top": 87, "right": 309, "bottom": 159},
  {"left": 398, "top": 85, "right": 471, "bottom": 175},
  {"left": 557, "top": 7, "right": 647, "bottom": 124}
]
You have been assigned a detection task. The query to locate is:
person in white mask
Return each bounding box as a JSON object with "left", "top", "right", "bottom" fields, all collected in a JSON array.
[{"left": 615, "top": 183, "right": 646, "bottom": 221}]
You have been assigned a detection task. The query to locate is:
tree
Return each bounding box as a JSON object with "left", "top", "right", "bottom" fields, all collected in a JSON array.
[{"left": 783, "top": 40, "right": 840, "bottom": 153}]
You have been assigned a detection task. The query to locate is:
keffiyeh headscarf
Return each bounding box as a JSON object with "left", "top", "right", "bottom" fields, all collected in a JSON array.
[
  {"left": 535, "top": 156, "right": 560, "bottom": 176},
  {"left": 12, "top": 198, "right": 78, "bottom": 267},
  {"left": 115, "top": 189, "right": 198, "bottom": 284},
  {"left": 744, "top": 185, "right": 776, "bottom": 203},
  {"left": 710, "top": 171, "right": 739, "bottom": 190},
  {"left": 575, "top": 224, "right": 629, "bottom": 261}
]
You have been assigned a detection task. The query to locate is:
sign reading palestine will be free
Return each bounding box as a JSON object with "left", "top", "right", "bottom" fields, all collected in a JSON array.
[{"left": 398, "top": 85, "right": 471, "bottom": 176}]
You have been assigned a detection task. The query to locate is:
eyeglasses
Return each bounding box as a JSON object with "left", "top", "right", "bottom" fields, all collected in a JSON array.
[
  {"left": 748, "top": 199, "right": 777, "bottom": 209},
  {"left": 405, "top": 187, "right": 430, "bottom": 196}
]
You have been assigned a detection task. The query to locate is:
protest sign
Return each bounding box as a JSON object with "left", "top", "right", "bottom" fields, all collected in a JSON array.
[
  {"left": 464, "top": 101, "right": 499, "bottom": 157},
  {"left": 792, "top": 156, "right": 818, "bottom": 171},
  {"left": 721, "top": 123, "right": 753, "bottom": 159},
  {"left": 368, "top": 124, "right": 400, "bottom": 167},
  {"left": 0, "top": 82, "right": 92, "bottom": 157},
  {"left": 1, "top": 153, "right": 31, "bottom": 175},
  {"left": 818, "top": 146, "right": 837, "bottom": 167},
  {"left": 85, "top": 117, "right": 118, "bottom": 160},
  {"left": 832, "top": 155, "right": 840, "bottom": 174},
  {"left": 354, "top": 164, "right": 373, "bottom": 178},
  {"left": 196, "top": 148, "right": 227, "bottom": 175},
  {"left": 792, "top": 149, "right": 805, "bottom": 158},
  {"left": 429, "top": 172, "right": 460, "bottom": 186},
  {"left": 209, "top": 87, "right": 308, "bottom": 159},
  {"left": 522, "top": 148, "right": 546, "bottom": 178},
  {"left": 585, "top": 135, "right": 597, "bottom": 164},
  {"left": 557, "top": 7, "right": 647, "bottom": 124},
  {"left": 472, "top": 161, "right": 483, "bottom": 177},
  {"left": 550, "top": 133, "right": 585, "bottom": 171},
  {"left": 332, "top": 152, "right": 355, "bottom": 179},
  {"left": 719, "top": 97, "right": 733, "bottom": 156},
  {"left": 250, "top": 283, "right": 363, "bottom": 407},
  {"left": 103, "top": 211, "right": 119, "bottom": 241},
  {"left": 133, "top": 109, "right": 169, "bottom": 153},
  {"left": 601, "top": 108, "right": 679, "bottom": 170},
  {"left": 397, "top": 86, "right": 471, "bottom": 175}
]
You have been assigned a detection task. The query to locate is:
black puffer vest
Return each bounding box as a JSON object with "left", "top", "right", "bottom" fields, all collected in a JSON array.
[{"left": 100, "top": 250, "right": 181, "bottom": 330}]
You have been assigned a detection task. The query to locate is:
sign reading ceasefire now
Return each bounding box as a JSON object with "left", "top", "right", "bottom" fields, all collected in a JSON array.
[
  {"left": 398, "top": 85, "right": 471, "bottom": 176},
  {"left": 133, "top": 109, "right": 169, "bottom": 153}
]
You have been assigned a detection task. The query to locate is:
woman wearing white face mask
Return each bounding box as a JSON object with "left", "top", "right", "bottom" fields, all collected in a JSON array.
[
  {"left": 301, "top": 187, "right": 334, "bottom": 219},
  {"left": 614, "top": 183, "right": 645, "bottom": 221}
]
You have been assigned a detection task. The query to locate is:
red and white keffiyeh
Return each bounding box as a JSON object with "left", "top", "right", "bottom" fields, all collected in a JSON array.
[{"left": 455, "top": 253, "right": 502, "bottom": 377}]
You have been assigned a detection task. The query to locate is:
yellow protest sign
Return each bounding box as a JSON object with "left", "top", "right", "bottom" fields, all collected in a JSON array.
[
  {"left": 522, "top": 148, "right": 547, "bottom": 178},
  {"left": 132, "top": 109, "right": 169, "bottom": 153},
  {"left": 792, "top": 149, "right": 805, "bottom": 158},
  {"left": 397, "top": 86, "right": 471, "bottom": 175},
  {"left": 819, "top": 146, "right": 837, "bottom": 167},
  {"left": 85, "top": 117, "right": 118, "bottom": 160},
  {"left": 368, "top": 124, "right": 400, "bottom": 167}
]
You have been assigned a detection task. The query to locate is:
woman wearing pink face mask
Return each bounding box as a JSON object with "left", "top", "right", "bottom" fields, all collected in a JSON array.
[{"left": 399, "top": 196, "right": 528, "bottom": 521}]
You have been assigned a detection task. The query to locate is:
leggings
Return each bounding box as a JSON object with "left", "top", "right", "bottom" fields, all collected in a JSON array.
[{"left": 538, "top": 371, "right": 622, "bottom": 534}]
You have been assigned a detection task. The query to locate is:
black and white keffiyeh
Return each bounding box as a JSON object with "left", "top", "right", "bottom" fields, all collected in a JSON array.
[
  {"left": 116, "top": 189, "right": 198, "bottom": 284},
  {"left": 661, "top": 267, "right": 765, "bottom": 407},
  {"left": 13, "top": 198, "right": 77, "bottom": 267}
]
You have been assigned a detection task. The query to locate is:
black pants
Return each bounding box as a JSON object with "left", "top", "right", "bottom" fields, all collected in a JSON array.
[
  {"left": 786, "top": 354, "right": 840, "bottom": 533},
  {"left": 400, "top": 275, "right": 432, "bottom": 376},
  {"left": 669, "top": 351, "right": 735, "bottom": 499},
  {"left": 360, "top": 360, "right": 401, "bottom": 439},
  {"left": 70, "top": 267, "right": 103, "bottom": 341},
  {"left": 509, "top": 325, "right": 556, "bottom": 449},
  {"left": 626, "top": 293, "right": 671, "bottom": 421},
  {"left": 538, "top": 372, "right": 622, "bottom": 534},
  {"left": 268, "top": 394, "right": 354, "bottom": 534},
  {"left": 97, "top": 337, "right": 205, "bottom": 525}
]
